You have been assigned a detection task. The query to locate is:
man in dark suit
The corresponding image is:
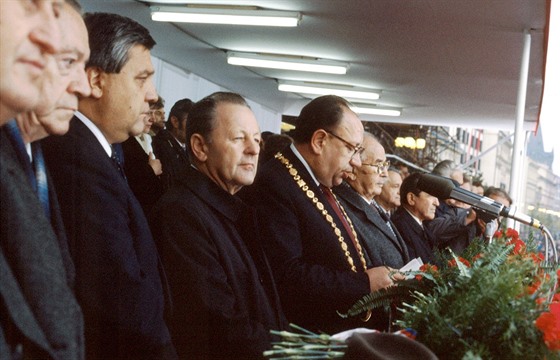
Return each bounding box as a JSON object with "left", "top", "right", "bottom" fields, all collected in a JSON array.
[
  {"left": 0, "top": 0, "right": 61, "bottom": 124},
  {"left": 152, "top": 98, "right": 193, "bottom": 190},
  {"left": 42, "top": 13, "right": 174, "bottom": 359},
  {"left": 334, "top": 133, "right": 409, "bottom": 270},
  {"left": 1, "top": 2, "right": 89, "bottom": 358},
  {"left": 333, "top": 133, "right": 409, "bottom": 331},
  {"left": 243, "top": 95, "right": 399, "bottom": 334},
  {"left": 392, "top": 173, "right": 440, "bottom": 264},
  {"left": 122, "top": 113, "right": 164, "bottom": 216},
  {"left": 151, "top": 92, "right": 287, "bottom": 359}
]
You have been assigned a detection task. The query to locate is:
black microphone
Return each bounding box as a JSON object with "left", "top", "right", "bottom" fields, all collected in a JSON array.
[{"left": 417, "top": 174, "right": 543, "bottom": 230}]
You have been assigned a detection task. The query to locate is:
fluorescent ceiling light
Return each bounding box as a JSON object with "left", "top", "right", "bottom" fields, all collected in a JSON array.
[
  {"left": 151, "top": 6, "right": 301, "bottom": 27},
  {"left": 351, "top": 105, "right": 401, "bottom": 117},
  {"left": 281, "top": 122, "right": 295, "bottom": 131},
  {"left": 278, "top": 81, "right": 379, "bottom": 100},
  {"left": 227, "top": 52, "right": 347, "bottom": 75}
]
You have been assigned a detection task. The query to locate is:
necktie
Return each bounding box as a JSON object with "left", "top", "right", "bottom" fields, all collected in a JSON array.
[
  {"left": 32, "top": 142, "right": 50, "bottom": 219},
  {"left": 372, "top": 201, "right": 397, "bottom": 238},
  {"left": 320, "top": 185, "right": 360, "bottom": 253},
  {"left": 4, "top": 121, "right": 36, "bottom": 189},
  {"left": 3, "top": 121, "right": 50, "bottom": 218},
  {"left": 110, "top": 145, "right": 127, "bottom": 182}
]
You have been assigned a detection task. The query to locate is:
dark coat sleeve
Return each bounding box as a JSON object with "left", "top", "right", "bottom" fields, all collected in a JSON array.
[
  {"left": 121, "top": 137, "right": 163, "bottom": 216},
  {"left": 425, "top": 203, "right": 476, "bottom": 254}
]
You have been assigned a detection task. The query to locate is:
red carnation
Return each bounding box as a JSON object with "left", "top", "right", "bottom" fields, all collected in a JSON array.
[
  {"left": 448, "top": 257, "right": 471, "bottom": 268},
  {"left": 535, "top": 302, "right": 560, "bottom": 350},
  {"left": 507, "top": 238, "right": 526, "bottom": 255},
  {"left": 506, "top": 228, "right": 519, "bottom": 239}
]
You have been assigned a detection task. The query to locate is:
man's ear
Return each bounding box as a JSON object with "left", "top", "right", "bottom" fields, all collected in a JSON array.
[
  {"left": 87, "top": 67, "right": 104, "bottom": 99},
  {"left": 310, "top": 129, "right": 328, "bottom": 155},
  {"left": 407, "top": 192, "right": 416, "bottom": 206},
  {"left": 190, "top": 134, "right": 208, "bottom": 162},
  {"left": 170, "top": 116, "right": 179, "bottom": 129}
]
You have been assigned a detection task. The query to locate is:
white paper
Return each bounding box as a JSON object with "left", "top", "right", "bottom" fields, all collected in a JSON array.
[
  {"left": 399, "top": 257, "right": 424, "bottom": 279},
  {"left": 331, "top": 327, "right": 378, "bottom": 341}
]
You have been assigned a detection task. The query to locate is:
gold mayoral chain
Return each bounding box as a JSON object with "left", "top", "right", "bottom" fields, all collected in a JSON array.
[{"left": 275, "top": 152, "right": 372, "bottom": 321}]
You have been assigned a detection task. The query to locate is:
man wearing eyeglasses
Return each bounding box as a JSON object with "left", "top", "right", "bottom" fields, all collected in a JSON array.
[
  {"left": 333, "top": 133, "right": 409, "bottom": 331},
  {"left": 334, "top": 133, "right": 409, "bottom": 269},
  {"left": 243, "top": 95, "right": 400, "bottom": 334}
]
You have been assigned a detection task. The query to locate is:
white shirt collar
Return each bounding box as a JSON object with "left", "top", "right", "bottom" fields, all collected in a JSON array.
[
  {"left": 404, "top": 207, "right": 424, "bottom": 227},
  {"left": 75, "top": 111, "right": 112, "bottom": 157},
  {"left": 172, "top": 134, "right": 185, "bottom": 149},
  {"left": 290, "top": 143, "right": 319, "bottom": 186},
  {"left": 135, "top": 134, "right": 152, "bottom": 155}
]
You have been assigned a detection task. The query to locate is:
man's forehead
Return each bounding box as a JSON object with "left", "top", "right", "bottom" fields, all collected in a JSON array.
[
  {"left": 389, "top": 171, "right": 402, "bottom": 181},
  {"left": 58, "top": 9, "right": 89, "bottom": 57}
]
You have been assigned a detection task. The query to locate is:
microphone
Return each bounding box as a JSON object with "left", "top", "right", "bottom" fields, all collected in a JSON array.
[{"left": 417, "top": 174, "right": 543, "bottom": 230}]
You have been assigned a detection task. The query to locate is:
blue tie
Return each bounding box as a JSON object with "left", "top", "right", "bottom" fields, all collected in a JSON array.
[
  {"left": 3, "top": 120, "right": 50, "bottom": 218},
  {"left": 32, "top": 142, "right": 50, "bottom": 219}
]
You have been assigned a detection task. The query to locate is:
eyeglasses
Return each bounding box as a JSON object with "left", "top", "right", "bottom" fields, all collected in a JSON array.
[
  {"left": 149, "top": 110, "right": 165, "bottom": 116},
  {"left": 324, "top": 129, "right": 365, "bottom": 158},
  {"left": 361, "top": 161, "right": 391, "bottom": 174}
]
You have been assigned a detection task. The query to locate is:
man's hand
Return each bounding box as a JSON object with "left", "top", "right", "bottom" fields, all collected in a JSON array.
[
  {"left": 465, "top": 208, "right": 477, "bottom": 225},
  {"left": 148, "top": 152, "right": 162, "bottom": 175},
  {"left": 365, "top": 266, "right": 405, "bottom": 292}
]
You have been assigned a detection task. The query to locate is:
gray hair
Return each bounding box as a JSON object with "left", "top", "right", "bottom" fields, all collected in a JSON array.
[{"left": 432, "top": 160, "right": 457, "bottom": 178}]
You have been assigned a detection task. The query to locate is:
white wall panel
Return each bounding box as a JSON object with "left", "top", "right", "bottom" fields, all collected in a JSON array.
[{"left": 152, "top": 56, "right": 281, "bottom": 134}]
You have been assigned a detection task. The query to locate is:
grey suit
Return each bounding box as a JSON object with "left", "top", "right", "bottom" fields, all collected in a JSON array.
[
  {"left": 0, "top": 129, "right": 84, "bottom": 359},
  {"left": 334, "top": 182, "right": 409, "bottom": 269}
]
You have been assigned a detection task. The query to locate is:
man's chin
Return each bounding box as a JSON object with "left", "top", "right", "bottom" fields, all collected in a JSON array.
[
  {"left": 45, "top": 122, "right": 71, "bottom": 137},
  {"left": 130, "top": 124, "right": 145, "bottom": 137}
]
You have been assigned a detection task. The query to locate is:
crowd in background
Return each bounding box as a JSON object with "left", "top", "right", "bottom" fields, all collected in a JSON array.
[{"left": 0, "top": 2, "right": 512, "bottom": 359}]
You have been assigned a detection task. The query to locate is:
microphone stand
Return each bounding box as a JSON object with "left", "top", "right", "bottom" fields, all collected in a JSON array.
[{"left": 541, "top": 225, "right": 558, "bottom": 265}]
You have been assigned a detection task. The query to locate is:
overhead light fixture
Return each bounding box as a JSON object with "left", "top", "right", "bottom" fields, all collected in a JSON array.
[
  {"left": 150, "top": 6, "right": 301, "bottom": 27},
  {"left": 395, "top": 137, "right": 425, "bottom": 149},
  {"left": 227, "top": 52, "right": 348, "bottom": 74},
  {"left": 281, "top": 122, "right": 295, "bottom": 132},
  {"left": 278, "top": 81, "right": 378, "bottom": 99},
  {"left": 351, "top": 105, "right": 401, "bottom": 117}
]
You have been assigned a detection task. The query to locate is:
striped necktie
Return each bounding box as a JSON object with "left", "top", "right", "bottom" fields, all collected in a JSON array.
[{"left": 372, "top": 201, "right": 397, "bottom": 238}]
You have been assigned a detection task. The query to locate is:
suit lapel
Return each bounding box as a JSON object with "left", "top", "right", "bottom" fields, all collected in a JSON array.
[
  {"left": 170, "top": 136, "right": 188, "bottom": 161},
  {"left": 338, "top": 183, "right": 406, "bottom": 254}
]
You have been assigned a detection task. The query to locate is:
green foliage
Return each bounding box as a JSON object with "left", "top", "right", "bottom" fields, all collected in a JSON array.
[
  {"left": 265, "top": 324, "right": 347, "bottom": 359},
  {"left": 397, "top": 257, "right": 549, "bottom": 359},
  {"left": 342, "top": 230, "right": 560, "bottom": 360},
  {"left": 337, "top": 281, "right": 423, "bottom": 318}
]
